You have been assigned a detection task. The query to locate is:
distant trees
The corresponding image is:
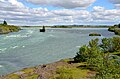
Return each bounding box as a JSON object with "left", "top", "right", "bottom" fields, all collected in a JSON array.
[
  {"left": 3, "top": 20, "right": 7, "bottom": 25},
  {"left": 114, "top": 23, "right": 120, "bottom": 28},
  {"left": 108, "top": 24, "right": 120, "bottom": 35},
  {"left": 118, "top": 23, "right": 120, "bottom": 28}
]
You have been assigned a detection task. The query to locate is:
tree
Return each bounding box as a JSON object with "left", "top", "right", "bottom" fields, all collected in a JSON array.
[
  {"left": 118, "top": 23, "right": 120, "bottom": 28},
  {"left": 74, "top": 45, "right": 89, "bottom": 62},
  {"left": 101, "top": 38, "right": 113, "bottom": 52},
  {"left": 3, "top": 20, "right": 7, "bottom": 25},
  {"left": 74, "top": 37, "right": 120, "bottom": 79}
]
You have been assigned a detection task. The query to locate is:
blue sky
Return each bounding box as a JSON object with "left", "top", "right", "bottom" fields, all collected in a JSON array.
[
  {"left": 0, "top": 0, "right": 120, "bottom": 25},
  {"left": 18, "top": 0, "right": 114, "bottom": 10}
]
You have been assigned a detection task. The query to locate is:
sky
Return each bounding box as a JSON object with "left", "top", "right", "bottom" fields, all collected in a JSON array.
[{"left": 0, "top": 0, "right": 120, "bottom": 26}]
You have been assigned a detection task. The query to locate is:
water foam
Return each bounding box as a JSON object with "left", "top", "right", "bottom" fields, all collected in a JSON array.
[
  {"left": 76, "top": 46, "right": 81, "bottom": 48},
  {"left": 11, "top": 46, "right": 19, "bottom": 49},
  {"left": 22, "top": 46, "right": 25, "bottom": 48},
  {"left": 0, "top": 48, "right": 7, "bottom": 52},
  {"left": 0, "top": 65, "right": 3, "bottom": 68},
  {"left": 6, "top": 34, "right": 30, "bottom": 38}
]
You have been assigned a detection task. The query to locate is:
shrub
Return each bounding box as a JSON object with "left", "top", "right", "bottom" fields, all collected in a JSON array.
[{"left": 74, "top": 37, "right": 120, "bottom": 79}]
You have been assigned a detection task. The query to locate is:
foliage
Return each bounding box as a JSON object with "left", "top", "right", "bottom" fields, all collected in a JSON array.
[
  {"left": 52, "top": 25, "right": 72, "bottom": 28},
  {"left": 101, "top": 38, "right": 113, "bottom": 52},
  {"left": 118, "top": 23, "right": 120, "bottom": 28},
  {"left": 89, "top": 33, "right": 101, "bottom": 36},
  {"left": 108, "top": 24, "right": 120, "bottom": 35},
  {"left": 3, "top": 20, "right": 7, "bottom": 25},
  {"left": 74, "top": 45, "right": 89, "bottom": 62},
  {"left": 74, "top": 38, "right": 100, "bottom": 63},
  {"left": 74, "top": 37, "right": 120, "bottom": 79}
]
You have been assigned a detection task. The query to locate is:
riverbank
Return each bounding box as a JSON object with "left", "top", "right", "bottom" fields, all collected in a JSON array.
[
  {"left": 108, "top": 24, "right": 120, "bottom": 35},
  {"left": 20, "top": 25, "right": 109, "bottom": 29},
  {"left": 0, "top": 58, "right": 96, "bottom": 79},
  {"left": 1, "top": 37, "right": 120, "bottom": 79},
  {"left": 0, "top": 24, "right": 20, "bottom": 34}
]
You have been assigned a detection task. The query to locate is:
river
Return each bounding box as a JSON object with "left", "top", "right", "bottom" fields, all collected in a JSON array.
[{"left": 0, "top": 28, "right": 115, "bottom": 75}]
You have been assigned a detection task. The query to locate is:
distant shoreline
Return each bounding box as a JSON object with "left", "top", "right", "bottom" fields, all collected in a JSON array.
[{"left": 20, "top": 26, "right": 109, "bottom": 29}]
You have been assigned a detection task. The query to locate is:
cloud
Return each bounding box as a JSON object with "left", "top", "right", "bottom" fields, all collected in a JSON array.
[
  {"left": 109, "top": 0, "right": 120, "bottom": 8},
  {"left": 109, "top": 0, "right": 120, "bottom": 4},
  {"left": 26, "top": 0, "right": 96, "bottom": 9},
  {"left": 92, "top": 6, "right": 120, "bottom": 23},
  {"left": 0, "top": 0, "right": 120, "bottom": 25}
]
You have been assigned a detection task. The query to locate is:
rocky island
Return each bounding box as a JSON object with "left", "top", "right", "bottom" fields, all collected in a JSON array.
[
  {"left": 89, "top": 33, "right": 101, "bottom": 36},
  {"left": 0, "top": 21, "right": 20, "bottom": 34}
]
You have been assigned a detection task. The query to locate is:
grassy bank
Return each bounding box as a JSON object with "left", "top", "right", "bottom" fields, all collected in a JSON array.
[
  {"left": 0, "top": 24, "right": 20, "bottom": 34},
  {"left": 108, "top": 24, "right": 120, "bottom": 35},
  {"left": 0, "top": 59, "right": 95, "bottom": 79}
]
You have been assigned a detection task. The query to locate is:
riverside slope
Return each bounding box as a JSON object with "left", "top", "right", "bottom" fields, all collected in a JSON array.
[{"left": 0, "top": 59, "right": 96, "bottom": 79}]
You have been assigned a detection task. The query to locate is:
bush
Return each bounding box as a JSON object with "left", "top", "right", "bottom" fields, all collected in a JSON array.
[
  {"left": 74, "top": 37, "right": 120, "bottom": 79},
  {"left": 89, "top": 33, "right": 101, "bottom": 36}
]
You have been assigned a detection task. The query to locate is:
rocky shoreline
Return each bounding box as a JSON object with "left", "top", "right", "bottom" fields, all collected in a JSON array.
[
  {"left": 0, "top": 59, "right": 95, "bottom": 79},
  {"left": 0, "top": 25, "right": 20, "bottom": 35}
]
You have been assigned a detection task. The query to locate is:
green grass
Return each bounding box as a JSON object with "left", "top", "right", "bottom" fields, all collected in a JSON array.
[
  {"left": 4, "top": 74, "right": 20, "bottom": 79},
  {"left": 50, "top": 66, "right": 90, "bottom": 79},
  {"left": 0, "top": 24, "right": 20, "bottom": 34},
  {"left": 24, "top": 74, "right": 39, "bottom": 79},
  {"left": 20, "top": 67, "right": 35, "bottom": 74},
  {"left": 61, "top": 58, "right": 73, "bottom": 63}
]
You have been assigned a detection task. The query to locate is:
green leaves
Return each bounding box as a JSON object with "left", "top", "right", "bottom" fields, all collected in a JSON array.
[
  {"left": 89, "top": 38, "right": 99, "bottom": 48},
  {"left": 74, "top": 37, "right": 120, "bottom": 79},
  {"left": 3, "top": 20, "right": 7, "bottom": 25}
]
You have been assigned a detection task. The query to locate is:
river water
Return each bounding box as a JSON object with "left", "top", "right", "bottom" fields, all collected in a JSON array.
[{"left": 0, "top": 28, "right": 115, "bottom": 75}]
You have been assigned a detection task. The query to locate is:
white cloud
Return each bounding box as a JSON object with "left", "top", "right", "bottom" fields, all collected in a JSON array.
[
  {"left": 8, "top": 0, "right": 24, "bottom": 7},
  {"left": 0, "top": 0, "right": 120, "bottom": 25},
  {"left": 109, "top": 0, "right": 120, "bottom": 4},
  {"left": 92, "top": 6, "right": 120, "bottom": 23},
  {"left": 109, "top": 0, "right": 120, "bottom": 8},
  {"left": 26, "top": 0, "right": 96, "bottom": 9},
  {"left": 93, "top": 6, "right": 105, "bottom": 12}
]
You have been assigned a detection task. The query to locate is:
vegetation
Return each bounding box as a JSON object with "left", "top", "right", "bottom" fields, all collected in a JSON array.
[
  {"left": 0, "top": 21, "right": 20, "bottom": 34},
  {"left": 50, "top": 67, "right": 89, "bottom": 79},
  {"left": 89, "top": 33, "right": 101, "bottom": 36},
  {"left": 108, "top": 23, "right": 120, "bottom": 35},
  {"left": 2, "top": 67, "right": 38, "bottom": 79},
  {"left": 51, "top": 25, "right": 109, "bottom": 28},
  {"left": 3, "top": 20, "right": 7, "bottom": 25},
  {"left": 74, "top": 37, "right": 120, "bottom": 79},
  {"left": 51, "top": 25, "right": 72, "bottom": 28},
  {"left": 0, "top": 23, "right": 120, "bottom": 79}
]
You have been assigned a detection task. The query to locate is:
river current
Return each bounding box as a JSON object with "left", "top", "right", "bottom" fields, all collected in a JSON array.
[{"left": 0, "top": 28, "right": 115, "bottom": 75}]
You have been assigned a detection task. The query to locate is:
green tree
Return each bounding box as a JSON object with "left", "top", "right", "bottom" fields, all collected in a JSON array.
[
  {"left": 101, "top": 38, "right": 113, "bottom": 52},
  {"left": 112, "top": 37, "right": 120, "bottom": 51},
  {"left": 74, "top": 45, "right": 89, "bottom": 62},
  {"left": 118, "top": 23, "right": 120, "bottom": 28},
  {"left": 74, "top": 37, "right": 120, "bottom": 79},
  {"left": 3, "top": 20, "right": 7, "bottom": 25}
]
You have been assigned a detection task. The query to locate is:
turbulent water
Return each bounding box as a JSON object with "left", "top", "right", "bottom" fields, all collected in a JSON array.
[{"left": 0, "top": 28, "right": 115, "bottom": 75}]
